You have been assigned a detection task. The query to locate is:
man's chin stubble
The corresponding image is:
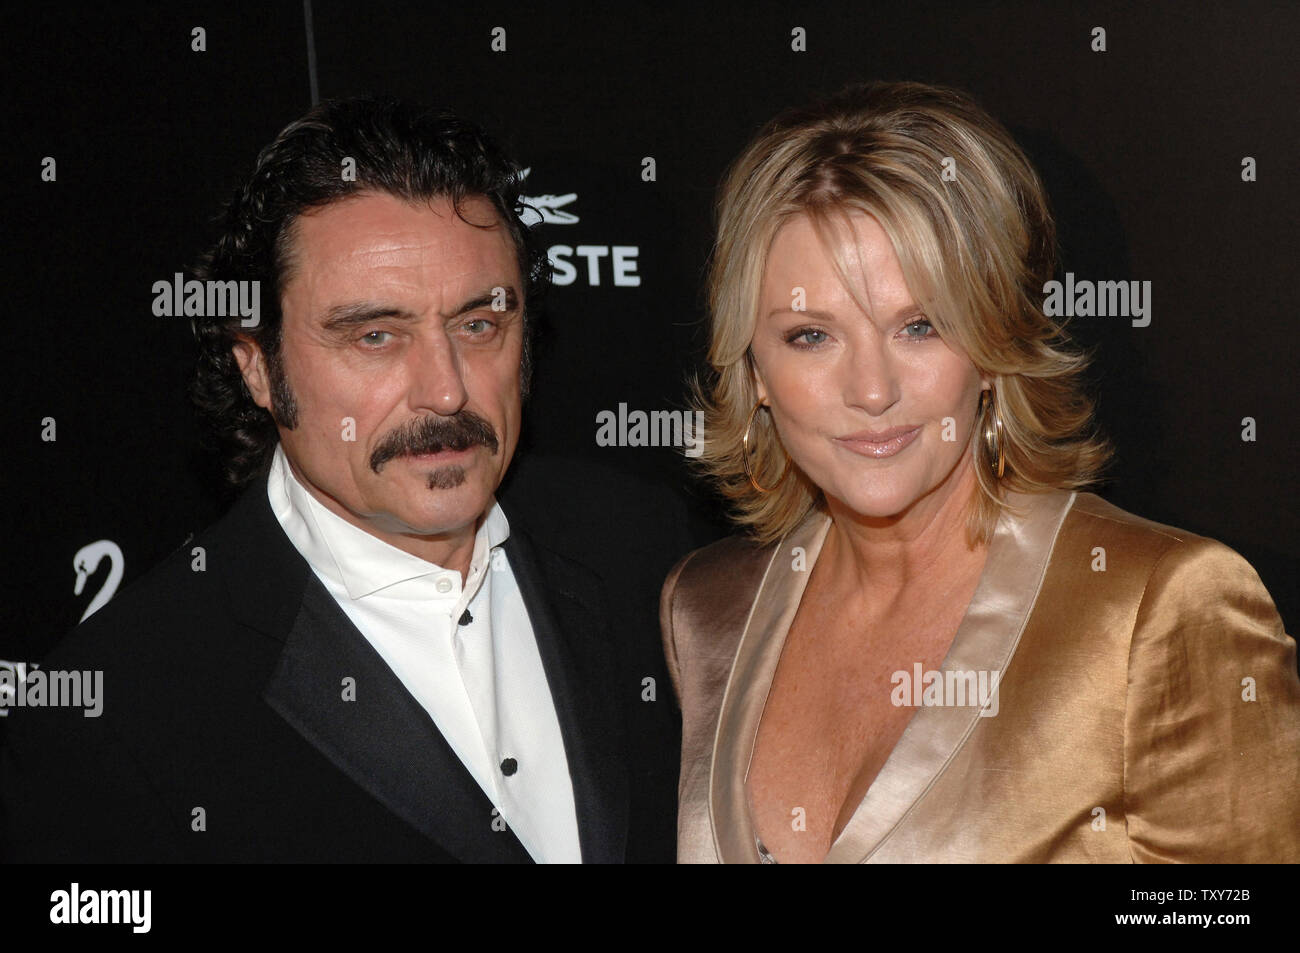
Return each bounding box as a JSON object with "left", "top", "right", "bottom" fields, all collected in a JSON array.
[{"left": 425, "top": 465, "right": 467, "bottom": 491}]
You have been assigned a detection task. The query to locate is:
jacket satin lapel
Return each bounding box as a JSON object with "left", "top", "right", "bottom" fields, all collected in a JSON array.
[
  {"left": 709, "top": 514, "right": 832, "bottom": 864},
  {"left": 502, "top": 522, "right": 628, "bottom": 863},
  {"left": 262, "top": 573, "right": 534, "bottom": 863},
  {"left": 708, "top": 490, "right": 1078, "bottom": 864},
  {"left": 218, "top": 470, "right": 531, "bottom": 863},
  {"left": 220, "top": 470, "right": 627, "bottom": 863},
  {"left": 827, "top": 489, "right": 1076, "bottom": 863}
]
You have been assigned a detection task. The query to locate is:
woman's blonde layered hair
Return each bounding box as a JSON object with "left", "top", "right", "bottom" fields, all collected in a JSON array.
[{"left": 693, "top": 81, "right": 1111, "bottom": 547}]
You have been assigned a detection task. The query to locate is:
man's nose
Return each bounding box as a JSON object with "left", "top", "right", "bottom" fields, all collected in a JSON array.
[{"left": 408, "top": 331, "right": 469, "bottom": 416}]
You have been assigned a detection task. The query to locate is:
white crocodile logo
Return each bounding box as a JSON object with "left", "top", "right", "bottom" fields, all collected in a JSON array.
[{"left": 517, "top": 168, "right": 579, "bottom": 226}]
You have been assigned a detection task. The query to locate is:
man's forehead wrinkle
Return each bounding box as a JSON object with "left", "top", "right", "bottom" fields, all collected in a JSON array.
[
  {"left": 299, "top": 245, "right": 466, "bottom": 320},
  {"left": 280, "top": 192, "right": 519, "bottom": 331}
]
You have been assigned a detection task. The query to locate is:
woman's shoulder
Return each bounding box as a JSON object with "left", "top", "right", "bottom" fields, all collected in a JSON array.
[
  {"left": 1066, "top": 486, "right": 1196, "bottom": 530},
  {"left": 671, "top": 531, "right": 775, "bottom": 580},
  {"left": 662, "top": 531, "right": 777, "bottom": 608},
  {"left": 1057, "top": 491, "right": 1281, "bottom": 626},
  {"left": 658, "top": 532, "right": 781, "bottom": 702},
  {"left": 1058, "top": 490, "right": 1234, "bottom": 563},
  {"left": 1067, "top": 491, "right": 1202, "bottom": 540},
  {"left": 659, "top": 530, "right": 785, "bottom": 649}
]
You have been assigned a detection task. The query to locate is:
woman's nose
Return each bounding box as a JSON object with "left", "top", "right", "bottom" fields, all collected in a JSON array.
[{"left": 843, "top": 341, "right": 901, "bottom": 417}]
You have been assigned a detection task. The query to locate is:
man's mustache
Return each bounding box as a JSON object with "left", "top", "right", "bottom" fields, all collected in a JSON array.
[{"left": 369, "top": 411, "right": 500, "bottom": 473}]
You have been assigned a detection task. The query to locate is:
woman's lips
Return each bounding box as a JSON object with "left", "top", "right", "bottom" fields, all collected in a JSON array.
[{"left": 835, "top": 425, "right": 922, "bottom": 458}]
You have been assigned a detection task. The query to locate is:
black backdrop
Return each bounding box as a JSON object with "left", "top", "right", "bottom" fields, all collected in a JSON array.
[{"left": 6, "top": 0, "right": 1298, "bottom": 667}]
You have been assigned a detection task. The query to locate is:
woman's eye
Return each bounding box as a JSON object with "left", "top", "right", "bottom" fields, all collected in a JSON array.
[
  {"left": 902, "top": 319, "right": 935, "bottom": 340},
  {"left": 788, "top": 327, "right": 828, "bottom": 347}
]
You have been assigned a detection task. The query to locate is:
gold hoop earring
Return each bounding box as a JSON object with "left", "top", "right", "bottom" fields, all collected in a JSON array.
[
  {"left": 742, "top": 399, "right": 792, "bottom": 494},
  {"left": 979, "top": 386, "right": 1006, "bottom": 480}
]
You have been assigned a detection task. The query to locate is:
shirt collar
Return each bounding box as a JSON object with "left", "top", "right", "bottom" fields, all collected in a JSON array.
[{"left": 267, "top": 442, "right": 509, "bottom": 601}]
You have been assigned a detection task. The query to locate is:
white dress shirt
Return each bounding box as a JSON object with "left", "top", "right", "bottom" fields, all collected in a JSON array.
[{"left": 266, "top": 443, "right": 581, "bottom": 863}]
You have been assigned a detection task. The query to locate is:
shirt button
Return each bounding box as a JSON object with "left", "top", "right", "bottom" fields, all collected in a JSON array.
[
  {"left": 435, "top": 577, "right": 453, "bottom": 594},
  {"left": 500, "top": 758, "right": 518, "bottom": 776}
]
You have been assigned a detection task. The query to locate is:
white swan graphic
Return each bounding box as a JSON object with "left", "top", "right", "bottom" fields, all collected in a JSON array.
[{"left": 73, "top": 540, "right": 124, "bottom": 622}]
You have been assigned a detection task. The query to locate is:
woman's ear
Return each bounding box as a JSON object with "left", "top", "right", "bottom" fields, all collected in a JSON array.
[{"left": 748, "top": 349, "right": 770, "bottom": 406}]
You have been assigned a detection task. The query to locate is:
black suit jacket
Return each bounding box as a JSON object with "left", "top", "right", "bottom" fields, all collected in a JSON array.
[{"left": 1, "top": 455, "right": 705, "bottom": 862}]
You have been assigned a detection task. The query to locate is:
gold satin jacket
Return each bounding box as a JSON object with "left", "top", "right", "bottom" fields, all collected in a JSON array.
[{"left": 660, "top": 489, "right": 1300, "bottom": 863}]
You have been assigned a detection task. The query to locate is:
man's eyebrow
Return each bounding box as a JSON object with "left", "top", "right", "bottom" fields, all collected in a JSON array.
[
  {"left": 320, "top": 303, "right": 420, "bottom": 333},
  {"left": 453, "top": 286, "right": 520, "bottom": 316},
  {"left": 318, "top": 288, "right": 521, "bottom": 333}
]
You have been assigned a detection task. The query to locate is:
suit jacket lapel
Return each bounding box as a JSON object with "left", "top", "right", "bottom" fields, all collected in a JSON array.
[
  {"left": 829, "top": 489, "right": 1076, "bottom": 863},
  {"left": 262, "top": 574, "right": 534, "bottom": 863},
  {"left": 502, "top": 519, "right": 628, "bottom": 863},
  {"left": 708, "top": 513, "right": 831, "bottom": 863},
  {"left": 708, "top": 491, "right": 1078, "bottom": 864},
  {"left": 217, "top": 470, "right": 532, "bottom": 863}
]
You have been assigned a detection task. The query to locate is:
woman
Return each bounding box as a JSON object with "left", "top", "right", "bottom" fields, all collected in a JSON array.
[{"left": 661, "top": 81, "right": 1300, "bottom": 863}]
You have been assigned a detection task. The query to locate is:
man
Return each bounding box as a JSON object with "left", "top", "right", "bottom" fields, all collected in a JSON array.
[{"left": 1, "top": 97, "right": 697, "bottom": 862}]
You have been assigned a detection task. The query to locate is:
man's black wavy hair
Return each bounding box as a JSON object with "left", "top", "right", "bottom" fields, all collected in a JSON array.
[{"left": 190, "top": 96, "right": 548, "bottom": 491}]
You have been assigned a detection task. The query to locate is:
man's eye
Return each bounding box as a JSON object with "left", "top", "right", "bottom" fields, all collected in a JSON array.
[
  {"left": 360, "top": 330, "right": 393, "bottom": 346},
  {"left": 464, "top": 318, "right": 496, "bottom": 334}
]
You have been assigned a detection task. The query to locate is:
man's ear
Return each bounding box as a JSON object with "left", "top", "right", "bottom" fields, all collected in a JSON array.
[{"left": 232, "top": 336, "right": 272, "bottom": 411}]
